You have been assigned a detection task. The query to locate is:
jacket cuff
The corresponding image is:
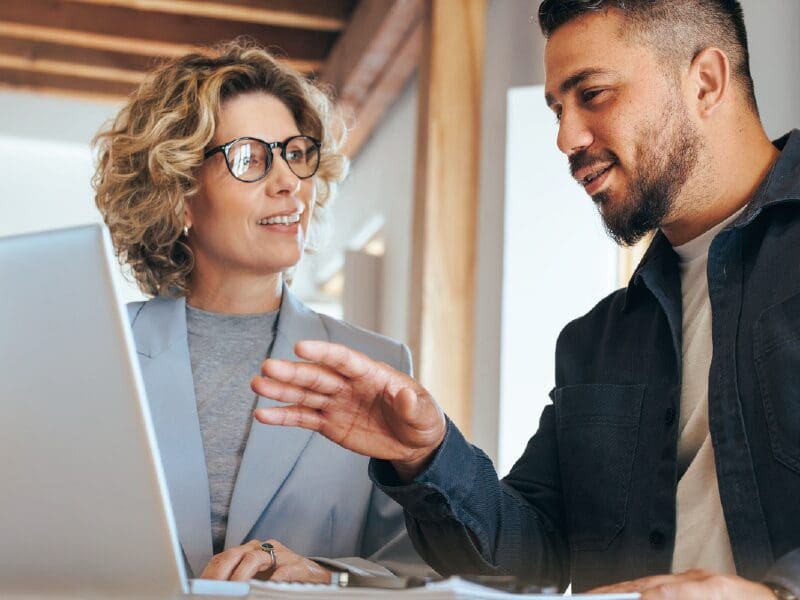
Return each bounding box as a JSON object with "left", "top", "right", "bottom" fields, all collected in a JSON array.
[
  {"left": 369, "top": 418, "right": 478, "bottom": 517},
  {"left": 764, "top": 548, "right": 800, "bottom": 597}
]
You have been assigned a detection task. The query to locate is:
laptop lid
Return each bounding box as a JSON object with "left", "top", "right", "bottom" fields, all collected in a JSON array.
[{"left": 0, "top": 224, "right": 189, "bottom": 597}]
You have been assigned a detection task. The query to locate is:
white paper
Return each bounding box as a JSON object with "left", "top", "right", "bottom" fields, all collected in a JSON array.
[{"left": 248, "top": 577, "right": 640, "bottom": 599}]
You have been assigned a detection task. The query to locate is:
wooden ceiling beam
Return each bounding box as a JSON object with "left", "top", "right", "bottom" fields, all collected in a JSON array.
[
  {"left": 0, "top": 23, "right": 321, "bottom": 72},
  {"left": 0, "top": 68, "right": 133, "bottom": 101},
  {"left": 66, "top": 0, "right": 351, "bottom": 32},
  {"left": 0, "top": 53, "right": 144, "bottom": 84},
  {"left": 0, "top": 0, "right": 334, "bottom": 62},
  {"left": 0, "top": 36, "right": 161, "bottom": 73},
  {"left": 343, "top": 20, "right": 421, "bottom": 157},
  {"left": 0, "top": 21, "right": 196, "bottom": 58},
  {"left": 320, "top": 0, "right": 422, "bottom": 109}
]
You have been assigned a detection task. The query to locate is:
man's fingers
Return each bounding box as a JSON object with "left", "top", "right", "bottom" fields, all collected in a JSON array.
[
  {"left": 590, "top": 573, "right": 693, "bottom": 593},
  {"left": 388, "top": 387, "right": 446, "bottom": 440},
  {"left": 251, "top": 376, "right": 333, "bottom": 410},
  {"left": 590, "top": 570, "right": 716, "bottom": 594},
  {"left": 254, "top": 406, "right": 325, "bottom": 432},
  {"left": 260, "top": 359, "right": 347, "bottom": 395},
  {"left": 293, "top": 340, "right": 375, "bottom": 381}
]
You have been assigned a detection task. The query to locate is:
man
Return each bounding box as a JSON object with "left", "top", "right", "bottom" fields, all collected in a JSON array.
[{"left": 250, "top": 1, "right": 800, "bottom": 597}]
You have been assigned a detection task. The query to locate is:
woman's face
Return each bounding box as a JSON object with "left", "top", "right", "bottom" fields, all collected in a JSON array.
[{"left": 186, "top": 91, "right": 317, "bottom": 284}]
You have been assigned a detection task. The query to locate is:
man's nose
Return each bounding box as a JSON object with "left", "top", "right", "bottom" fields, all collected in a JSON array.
[{"left": 556, "top": 110, "right": 594, "bottom": 157}]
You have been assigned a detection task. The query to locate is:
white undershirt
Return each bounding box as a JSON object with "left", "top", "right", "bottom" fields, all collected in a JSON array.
[{"left": 670, "top": 208, "right": 745, "bottom": 575}]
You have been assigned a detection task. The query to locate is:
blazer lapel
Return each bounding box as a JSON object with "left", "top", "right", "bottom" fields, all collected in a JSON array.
[
  {"left": 224, "top": 285, "right": 324, "bottom": 548},
  {"left": 131, "top": 297, "right": 214, "bottom": 577}
]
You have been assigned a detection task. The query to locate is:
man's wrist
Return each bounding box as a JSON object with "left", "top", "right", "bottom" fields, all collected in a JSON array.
[{"left": 391, "top": 448, "right": 438, "bottom": 483}]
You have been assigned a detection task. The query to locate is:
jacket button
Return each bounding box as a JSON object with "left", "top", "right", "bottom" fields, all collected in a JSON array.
[
  {"left": 664, "top": 406, "right": 676, "bottom": 426},
  {"left": 649, "top": 530, "right": 666, "bottom": 549}
]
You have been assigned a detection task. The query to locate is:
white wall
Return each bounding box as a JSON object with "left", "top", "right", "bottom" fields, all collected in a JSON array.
[
  {"left": 499, "top": 86, "right": 620, "bottom": 474},
  {"left": 471, "top": 0, "right": 545, "bottom": 461},
  {"left": 0, "top": 91, "right": 145, "bottom": 303},
  {"left": 318, "top": 81, "right": 418, "bottom": 342},
  {"left": 740, "top": 0, "right": 800, "bottom": 138}
]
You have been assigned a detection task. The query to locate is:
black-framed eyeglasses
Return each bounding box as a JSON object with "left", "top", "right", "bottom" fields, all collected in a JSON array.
[{"left": 203, "top": 135, "right": 321, "bottom": 182}]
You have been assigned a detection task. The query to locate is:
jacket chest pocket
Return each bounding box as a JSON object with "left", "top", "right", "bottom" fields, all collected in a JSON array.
[
  {"left": 553, "top": 383, "right": 644, "bottom": 551},
  {"left": 755, "top": 290, "right": 800, "bottom": 474}
]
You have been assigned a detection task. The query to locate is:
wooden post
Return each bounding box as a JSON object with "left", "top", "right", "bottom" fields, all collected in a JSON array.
[{"left": 409, "top": 0, "right": 486, "bottom": 437}]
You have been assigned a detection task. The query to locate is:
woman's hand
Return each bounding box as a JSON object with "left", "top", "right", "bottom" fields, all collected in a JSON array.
[
  {"left": 200, "top": 539, "right": 333, "bottom": 583},
  {"left": 251, "top": 340, "right": 447, "bottom": 481}
]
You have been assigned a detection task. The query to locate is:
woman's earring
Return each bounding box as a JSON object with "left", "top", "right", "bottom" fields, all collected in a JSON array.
[{"left": 183, "top": 225, "right": 190, "bottom": 237}]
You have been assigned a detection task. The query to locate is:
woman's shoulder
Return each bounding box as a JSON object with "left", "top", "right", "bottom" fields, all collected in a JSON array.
[
  {"left": 125, "top": 295, "right": 178, "bottom": 325},
  {"left": 314, "top": 311, "right": 412, "bottom": 375}
]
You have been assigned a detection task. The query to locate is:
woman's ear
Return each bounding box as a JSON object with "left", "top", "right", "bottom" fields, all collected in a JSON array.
[
  {"left": 183, "top": 200, "right": 193, "bottom": 233},
  {"left": 688, "top": 46, "right": 731, "bottom": 119}
]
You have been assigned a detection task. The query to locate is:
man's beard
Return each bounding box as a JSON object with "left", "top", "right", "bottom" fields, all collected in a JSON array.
[{"left": 570, "top": 101, "right": 701, "bottom": 246}]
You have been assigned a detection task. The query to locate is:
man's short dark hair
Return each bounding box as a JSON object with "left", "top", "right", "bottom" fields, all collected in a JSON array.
[{"left": 538, "top": 0, "right": 758, "bottom": 113}]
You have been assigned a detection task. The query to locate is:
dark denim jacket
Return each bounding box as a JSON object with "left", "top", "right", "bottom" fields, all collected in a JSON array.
[{"left": 372, "top": 130, "right": 800, "bottom": 593}]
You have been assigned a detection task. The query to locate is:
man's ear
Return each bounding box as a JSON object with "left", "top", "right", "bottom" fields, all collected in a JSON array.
[{"left": 688, "top": 46, "right": 731, "bottom": 118}]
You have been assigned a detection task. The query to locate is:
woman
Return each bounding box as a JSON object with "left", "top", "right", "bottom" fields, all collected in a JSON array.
[{"left": 93, "top": 41, "right": 424, "bottom": 583}]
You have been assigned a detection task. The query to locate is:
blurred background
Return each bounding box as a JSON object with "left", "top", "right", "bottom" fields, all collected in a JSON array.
[{"left": 1, "top": 0, "right": 798, "bottom": 474}]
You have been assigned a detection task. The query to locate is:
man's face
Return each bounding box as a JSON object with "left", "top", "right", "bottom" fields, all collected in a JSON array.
[{"left": 544, "top": 9, "right": 701, "bottom": 246}]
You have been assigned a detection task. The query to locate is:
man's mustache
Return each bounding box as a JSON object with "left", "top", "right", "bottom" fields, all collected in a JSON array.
[{"left": 569, "top": 149, "right": 620, "bottom": 178}]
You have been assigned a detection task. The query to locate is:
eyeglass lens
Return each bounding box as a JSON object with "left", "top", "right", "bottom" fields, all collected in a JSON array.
[{"left": 227, "top": 136, "right": 319, "bottom": 182}]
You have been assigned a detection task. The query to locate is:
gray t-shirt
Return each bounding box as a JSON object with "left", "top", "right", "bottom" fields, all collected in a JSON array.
[{"left": 186, "top": 305, "right": 279, "bottom": 555}]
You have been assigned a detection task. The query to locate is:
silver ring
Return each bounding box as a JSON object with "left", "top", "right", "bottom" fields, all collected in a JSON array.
[{"left": 260, "top": 542, "right": 277, "bottom": 569}]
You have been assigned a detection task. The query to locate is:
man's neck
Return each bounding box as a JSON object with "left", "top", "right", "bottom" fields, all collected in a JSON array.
[{"left": 661, "top": 125, "right": 780, "bottom": 246}]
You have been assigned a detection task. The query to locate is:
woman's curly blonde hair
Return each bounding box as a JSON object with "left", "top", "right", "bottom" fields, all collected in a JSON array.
[{"left": 93, "top": 40, "right": 349, "bottom": 297}]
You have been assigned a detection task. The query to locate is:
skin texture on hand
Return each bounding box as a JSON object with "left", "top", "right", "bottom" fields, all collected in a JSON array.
[
  {"left": 252, "top": 340, "right": 447, "bottom": 481},
  {"left": 200, "top": 539, "right": 332, "bottom": 583},
  {"left": 589, "top": 569, "right": 777, "bottom": 599}
]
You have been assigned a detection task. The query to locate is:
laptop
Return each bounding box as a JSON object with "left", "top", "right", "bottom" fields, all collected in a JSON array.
[{"left": 0, "top": 224, "right": 248, "bottom": 598}]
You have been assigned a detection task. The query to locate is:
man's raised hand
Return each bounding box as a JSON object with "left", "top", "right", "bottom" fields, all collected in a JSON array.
[{"left": 251, "top": 340, "right": 446, "bottom": 481}]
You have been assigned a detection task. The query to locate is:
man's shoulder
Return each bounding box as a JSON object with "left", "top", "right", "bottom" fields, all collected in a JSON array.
[{"left": 557, "top": 287, "right": 630, "bottom": 347}]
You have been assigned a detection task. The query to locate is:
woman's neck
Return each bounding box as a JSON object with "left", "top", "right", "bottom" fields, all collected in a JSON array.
[{"left": 186, "top": 271, "right": 283, "bottom": 314}]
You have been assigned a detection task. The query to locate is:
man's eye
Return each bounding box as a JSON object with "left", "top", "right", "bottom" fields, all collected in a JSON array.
[
  {"left": 582, "top": 89, "right": 605, "bottom": 103},
  {"left": 555, "top": 111, "right": 562, "bottom": 124}
]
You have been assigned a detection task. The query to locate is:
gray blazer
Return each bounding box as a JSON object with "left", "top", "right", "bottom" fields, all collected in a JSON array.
[{"left": 127, "top": 286, "right": 425, "bottom": 578}]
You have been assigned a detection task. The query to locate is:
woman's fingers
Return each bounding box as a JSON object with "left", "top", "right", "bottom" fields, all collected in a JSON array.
[
  {"left": 255, "top": 540, "right": 332, "bottom": 584},
  {"left": 228, "top": 543, "right": 275, "bottom": 581},
  {"left": 201, "top": 540, "right": 273, "bottom": 581},
  {"left": 269, "top": 560, "right": 331, "bottom": 584}
]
